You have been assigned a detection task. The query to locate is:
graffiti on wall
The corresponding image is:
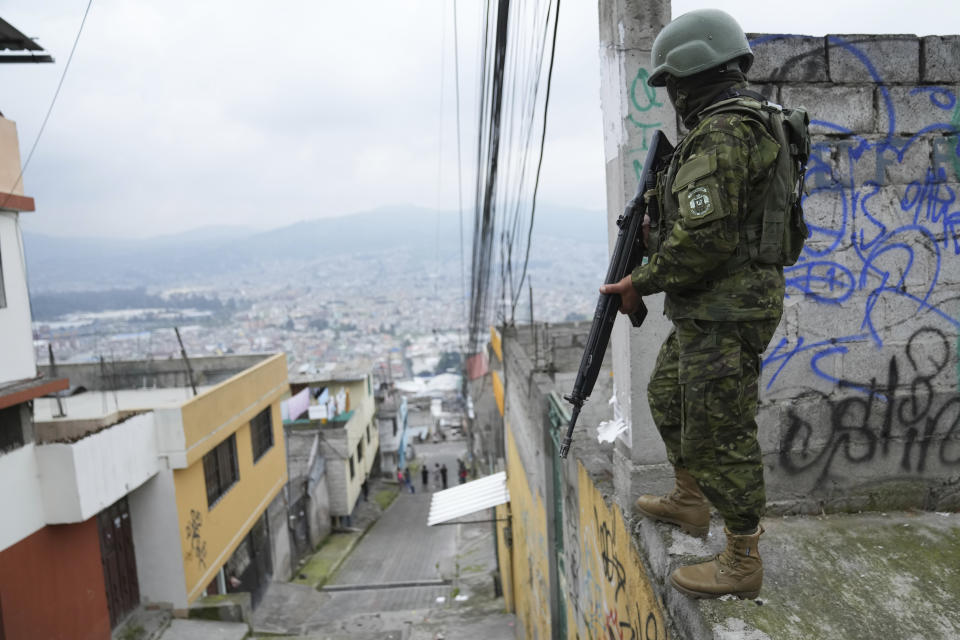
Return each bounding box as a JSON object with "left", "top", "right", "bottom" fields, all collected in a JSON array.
[
  {"left": 780, "top": 327, "right": 960, "bottom": 485},
  {"left": 184, "top": 509, "right": 207, "bottom": 569},
  {"left": 627, "top": 66, "right": 665, "bottom": 181},
  {"left": 754, "top": 36, "right": 960, "bottom": 388},
  {"left": 505, "top": 426, "right": 552, "bottom": 640},
  {"left": 577, "top": 463, "right": 667, "bottom": 640}
]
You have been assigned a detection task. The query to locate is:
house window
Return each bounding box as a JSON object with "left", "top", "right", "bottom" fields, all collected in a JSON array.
[
  {"left": 349, "top": 455, "right": 355, "bottom": 479},
  {"left": 366, "top": 424, "right": 370, "bottom": 443},
  {"left": 203, "top": 434, "right": 239, "bottom": 507},
  {"left": 358, "top": 439, "right": 364, "bottom": 462},
  {"left": 0, "top": 405, "right": 25, "bottom": 454},
  {"left": 392, "top": 417, "right": 397, "bottom": 437},
  {"left": 250, "top": 407, "right": 274, "bottom": 462}
]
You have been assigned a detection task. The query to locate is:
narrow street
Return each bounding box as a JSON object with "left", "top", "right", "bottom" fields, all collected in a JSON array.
[{"left": 248, "top": 439, "right": 516, "bottom": 640}]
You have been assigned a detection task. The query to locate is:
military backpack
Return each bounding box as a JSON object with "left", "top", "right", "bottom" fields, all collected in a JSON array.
[{"left": 704, "top": 90, "right": 811, "bottom": 269}]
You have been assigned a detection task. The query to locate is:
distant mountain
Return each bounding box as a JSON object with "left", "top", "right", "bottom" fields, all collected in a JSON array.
[{"left": 23, "top": 204, "right": 608, "bottom": 293}]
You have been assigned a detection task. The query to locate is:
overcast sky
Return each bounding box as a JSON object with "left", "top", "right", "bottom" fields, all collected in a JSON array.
[{"left": 2, "top": 1, "right": 956, "bottom": 238}]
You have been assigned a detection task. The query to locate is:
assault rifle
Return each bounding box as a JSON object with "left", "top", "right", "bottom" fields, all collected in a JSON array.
[{"left": 559, "top": 130, "right": 674, "bottom": 459}]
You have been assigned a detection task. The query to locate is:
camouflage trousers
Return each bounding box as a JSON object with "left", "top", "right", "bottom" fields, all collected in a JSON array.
[{"left": 647, "top": 317, "right": 780, "bottom": 533}]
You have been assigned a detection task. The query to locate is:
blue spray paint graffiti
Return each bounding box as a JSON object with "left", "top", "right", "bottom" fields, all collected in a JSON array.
[{"left": 755, "top": 36, "right": 960, "bottom": 395}]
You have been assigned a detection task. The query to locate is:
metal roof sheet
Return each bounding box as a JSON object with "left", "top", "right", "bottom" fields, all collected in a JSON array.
[{"left": 427, "top": 471, "right": 509, "bottom": 526}]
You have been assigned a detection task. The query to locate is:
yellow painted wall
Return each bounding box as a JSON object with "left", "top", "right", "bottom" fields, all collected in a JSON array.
[
  {"left": 492, "top": 371, "right": 504, "bottom": 417},
  {"left": 490, "top": 326, "right": 503, "bottom": 362},
  {"left": 504, "top": 425, "right": 551, "bottom": 640},
  {"left": 576, "top": 461, "right": 668, "bottom": 640},
  {"left": 180, "top": 353, "right": 289, "bottom": 466},
  {"left": 173, "top": 359, "right": 289, "bottom": 603},
  {"left": 495, "top": 502, "right": 514, "bottom": 613}
]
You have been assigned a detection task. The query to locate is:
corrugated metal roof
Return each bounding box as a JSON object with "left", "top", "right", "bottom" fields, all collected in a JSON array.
[
  {"left": 427, "top": 471, "right": 509, "bottom": 526},
  {"left": 0, "top": 18, "right": 44, "bottom": 51}
]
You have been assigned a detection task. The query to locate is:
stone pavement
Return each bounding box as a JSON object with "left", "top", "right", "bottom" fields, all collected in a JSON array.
[
  {"left": 251, "top": 438, "right": 516, "bottom": 639},
  {"left": 157, "top": 619, "right": 248, "bottom": 640}
]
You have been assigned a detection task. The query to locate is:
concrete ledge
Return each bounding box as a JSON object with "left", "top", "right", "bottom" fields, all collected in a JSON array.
[
  {"left": 187, "top": 592, "right": 251, "bottom": 626},
  {"left": 630, "top": 509, "right": 960, "bottom": 639}
]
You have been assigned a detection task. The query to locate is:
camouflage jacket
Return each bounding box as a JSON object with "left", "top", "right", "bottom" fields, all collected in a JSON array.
[{"left": 631, "top": 105, "right": 786, "bottom": 321}]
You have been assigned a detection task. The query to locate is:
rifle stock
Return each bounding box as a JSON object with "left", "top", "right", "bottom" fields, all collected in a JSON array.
[{"left": 559, "top": 130, "right": 674, "bottom": 459}]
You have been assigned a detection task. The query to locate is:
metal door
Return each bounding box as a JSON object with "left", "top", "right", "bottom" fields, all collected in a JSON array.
[{"left": 98, "top": 497, "right": 140, "bottom": 627}]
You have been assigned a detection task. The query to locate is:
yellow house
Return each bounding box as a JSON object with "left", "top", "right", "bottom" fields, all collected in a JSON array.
[
  {"left": 33, "top": 353, "right": 290, "bottom": 611},
  {"left": 156, "top": 353, "right": 289, "bottom": 608}
]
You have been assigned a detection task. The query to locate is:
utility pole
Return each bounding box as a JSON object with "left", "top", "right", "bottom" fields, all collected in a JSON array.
[
  {"left": 48, "top": 344, "right": 66, "bottom": 418},
  {"left": 174, "top": 327, "right": 198, "bottom": 396}
]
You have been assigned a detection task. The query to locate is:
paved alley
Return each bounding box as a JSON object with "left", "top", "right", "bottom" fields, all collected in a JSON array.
[{"left": 246, "top": 439, "right": 515, "bottom": 639}]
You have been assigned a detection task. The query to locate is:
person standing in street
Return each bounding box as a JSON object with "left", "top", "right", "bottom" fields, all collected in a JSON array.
[
  {"left": 458, "top": 459, "right": 467, "bottom": 484},
  {"left": 402, "top": 467, "right": 415, "bottom": 494},
  {"left": 600, "top": 8, "right": 804, "bottom": 600},
  {"left": 440, "top": 464, "right": 448, "bottom": 490},
  {"left": 421, "top": 462, "right": 430, "bottom": 490}
]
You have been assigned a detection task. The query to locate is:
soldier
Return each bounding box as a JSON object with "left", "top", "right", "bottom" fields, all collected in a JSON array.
[{"left": 601, "top": 9, "right": 788, "bottom": 599}]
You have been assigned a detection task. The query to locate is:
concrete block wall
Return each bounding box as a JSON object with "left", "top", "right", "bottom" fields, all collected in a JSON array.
[{"left": 740, "top": 34, "right": 960, "bottom": 512}]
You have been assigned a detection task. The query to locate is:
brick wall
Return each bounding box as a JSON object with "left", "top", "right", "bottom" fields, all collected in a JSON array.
[{"left": 738, "top": 34, "right": 960, "bottom": 511}]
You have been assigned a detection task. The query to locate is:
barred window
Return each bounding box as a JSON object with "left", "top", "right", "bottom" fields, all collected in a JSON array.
[
  {"left": 250, "top": 407, "right": 274, "bottom": 462},
  {"left": 203, "top": 434, "right": 238, "bottom": 507},
  {"left": 349, "top": 454, "right": 355, "bottom": 479}
]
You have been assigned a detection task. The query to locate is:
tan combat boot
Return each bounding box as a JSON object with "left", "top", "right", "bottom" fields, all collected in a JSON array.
[
  {"left": 670, "top": 526, "right": 764, "bottom": 599},
  {"left": 634, "top": 468, "right": 710, "bottom": 537}
]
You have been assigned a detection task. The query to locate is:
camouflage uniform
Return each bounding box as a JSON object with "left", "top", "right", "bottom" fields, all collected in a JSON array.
[{"left": 631, "top": 101, "right": 785, "bottom": 533}]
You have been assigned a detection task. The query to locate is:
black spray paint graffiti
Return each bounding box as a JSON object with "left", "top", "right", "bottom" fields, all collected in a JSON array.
[
  {"left": 593, "top": 508, "right": 660, "bottom": 640},
  {"left": 781, "top": 328, "right": 960, "bottom": 485},
  {"left": 185, "top": 509, "right": 208, "bottom": 569}
]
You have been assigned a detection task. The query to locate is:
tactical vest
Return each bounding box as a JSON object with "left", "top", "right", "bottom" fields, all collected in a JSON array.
[{"left": 653, "top": 92, "right": 810, "bottom": 275}]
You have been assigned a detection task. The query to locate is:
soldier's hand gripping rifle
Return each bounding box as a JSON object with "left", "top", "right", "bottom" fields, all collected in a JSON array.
[{"left": 559, "top": 130, "right": 674, "bottom": 459}]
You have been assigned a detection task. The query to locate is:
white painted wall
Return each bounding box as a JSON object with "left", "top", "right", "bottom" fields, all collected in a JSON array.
[
  {"left": 0, "top": 444, "right": 46, "bottom": 552},
  {"left": 0, "top": 213, "right": 36, "bottom": 385},
  {"left": 153, "top": 406, "right": 187, "bottom": 468},
  {"left": 129, "top": 467, "right": 189, "bottom": 609},
  {"left": 36, "top": 412, "right": 160, "bottom": 524}
]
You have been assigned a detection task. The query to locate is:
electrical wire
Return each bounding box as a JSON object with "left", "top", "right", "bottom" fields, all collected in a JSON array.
[{"left": 467, "top": 0, "right": 561, "bottom": 352}]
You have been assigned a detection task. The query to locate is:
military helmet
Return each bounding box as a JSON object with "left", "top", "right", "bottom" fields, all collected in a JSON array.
[{"left": 647, "top": 9, "right": 753, "bottom": 87}]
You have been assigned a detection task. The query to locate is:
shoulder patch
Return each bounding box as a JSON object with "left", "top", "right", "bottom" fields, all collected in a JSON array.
[{"left": 686, "top": 186, "right": 714, "bottom": 218}]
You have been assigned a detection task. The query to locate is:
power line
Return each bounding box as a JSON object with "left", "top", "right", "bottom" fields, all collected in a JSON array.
[
  {"left": 511, "top": 0, "right": 561, "bottom": 314},
  {"left": 466, "top": 0, "right": 561, "bottom": 350}
]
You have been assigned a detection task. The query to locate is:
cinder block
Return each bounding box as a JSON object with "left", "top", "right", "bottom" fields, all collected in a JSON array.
[
  {"left": 781, "top": 85, "right": 875, "bottom": 135},
  {"left": 756, "top": 404, "right": 784, "bottom": 455},
  {"left": 831, "top": 136, "right": 933, "bottom": 188},
  {"left": 932, "top": 137, "right": 960, "bottom": 183},
  {"left": 838, "top": 340, "right": 906, "bottom": 391},
  {"left": 800, "top": 185, "right": 845, "bottom": 231},
  {"left": 936, "top": 242, "right": 960, "bottom": 286},
  {"left": 827, "top": 35, "right": 921, "bottom": 85},
  {"left": 883, "top": 288, "right": 960, "bottom": 349},
  {"left": 747, "top": 34, "right": 828, "bottom": 83},
  {"left": 899, "top": 180, "right": 960, "bottom": 242},
  {"left": 882, "top": 86, "right": 960, "bottom": 136},
  {"left": 775, "top": 394, "right": 835, "bottom": 459},
  {"left": 922, "top": 36, "right": 960, "bottom": 83},
  {"left": 852, "top": 184, "right": 915, "bottom": 236}
]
